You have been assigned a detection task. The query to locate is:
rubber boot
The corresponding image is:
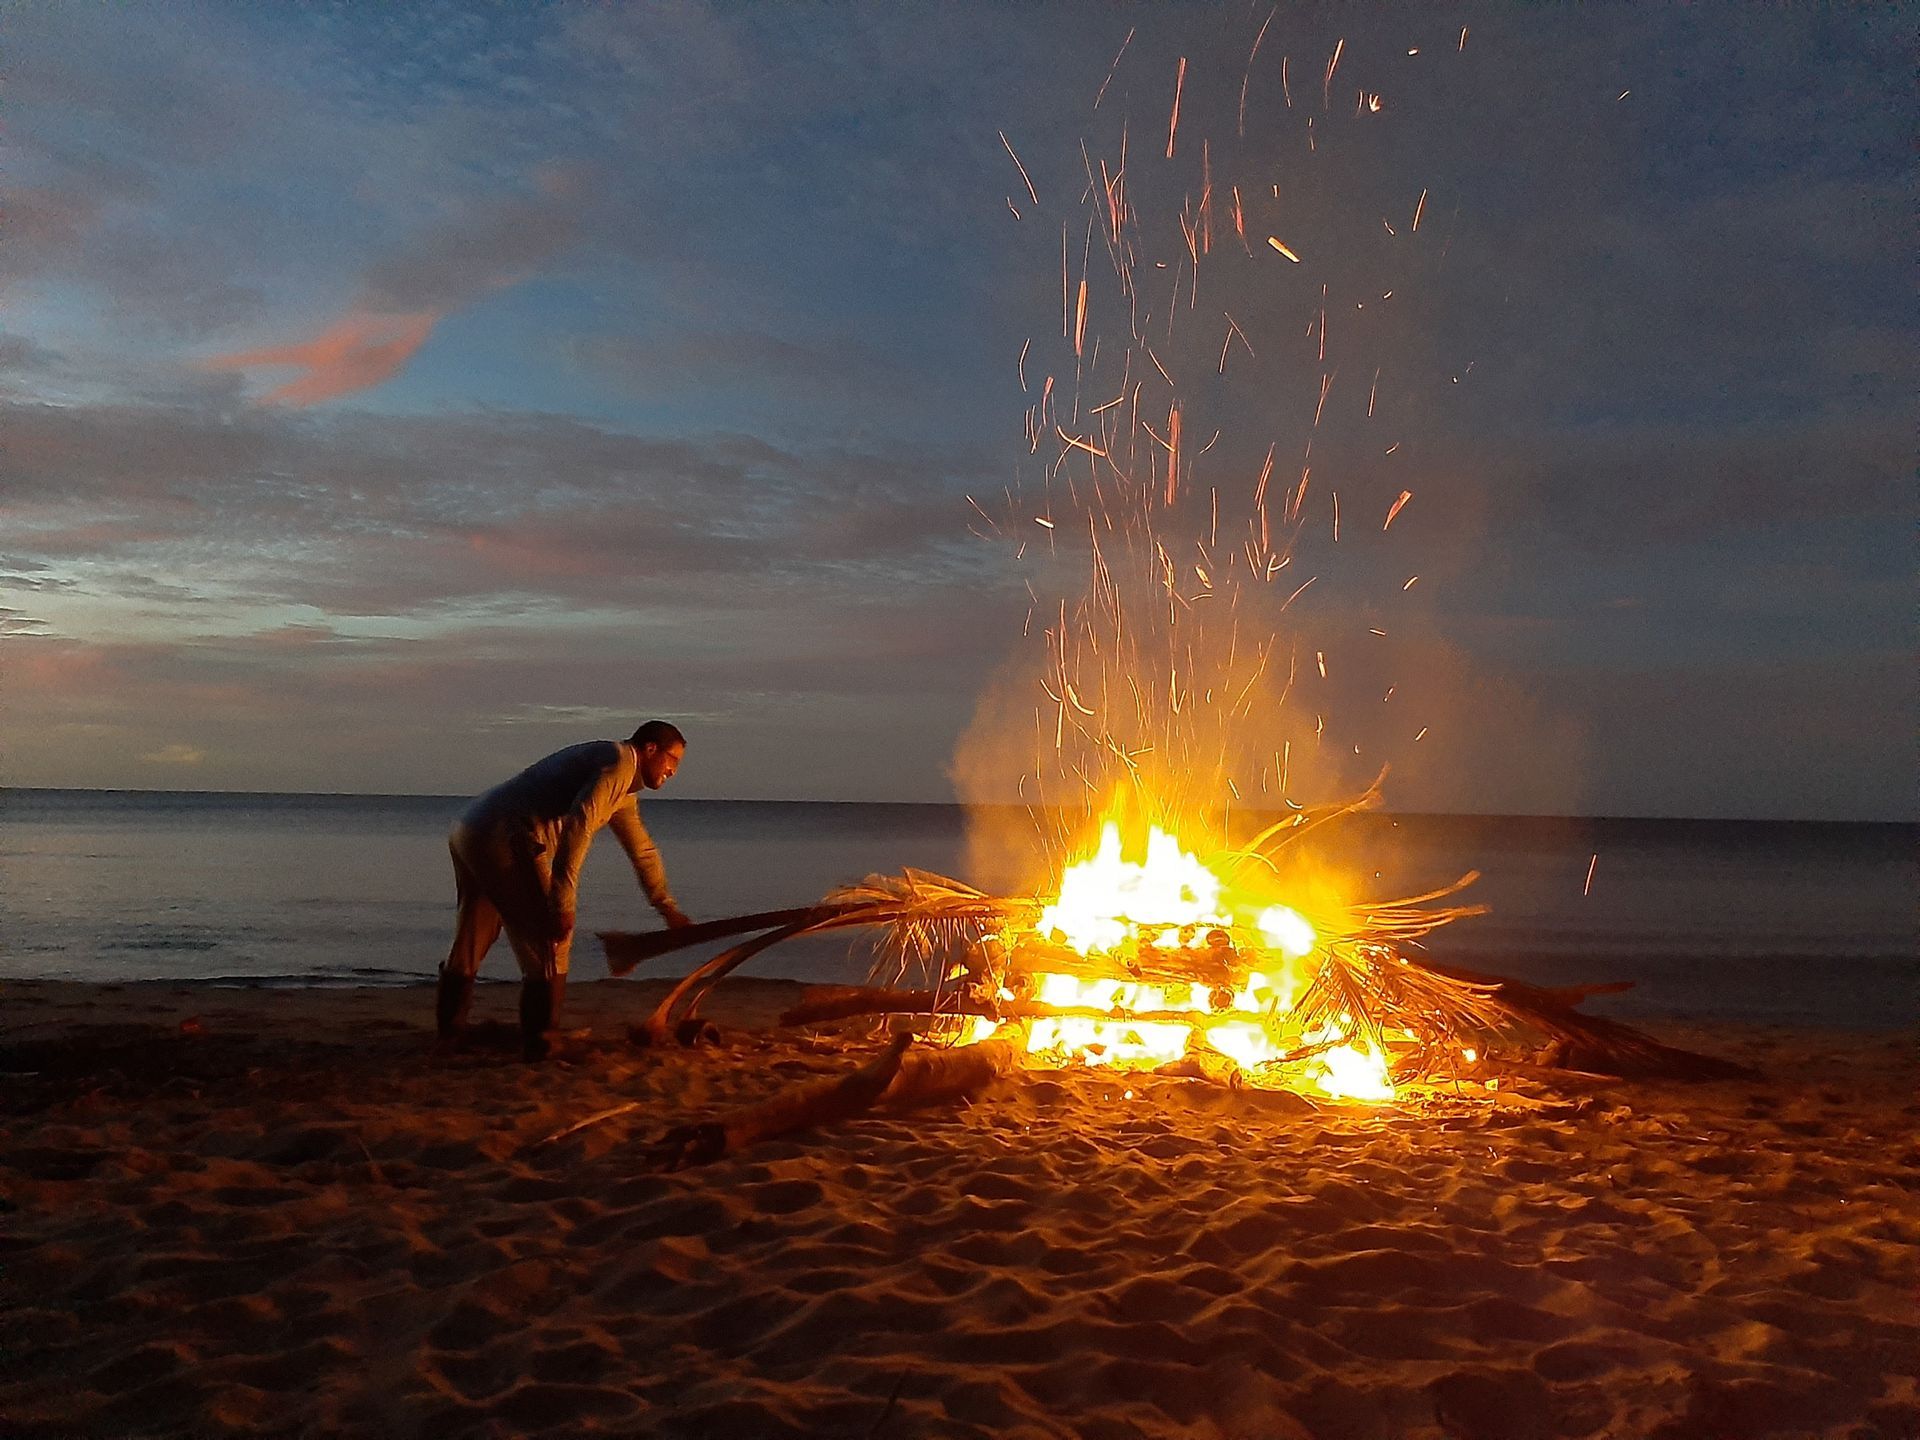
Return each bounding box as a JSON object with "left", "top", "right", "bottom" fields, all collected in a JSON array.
[
  {"left": 520, "top": 972, "right": 567, "bottom": 1061},
  {"left": 435, "top": 967, "right": 475, "bottom": 1043}
]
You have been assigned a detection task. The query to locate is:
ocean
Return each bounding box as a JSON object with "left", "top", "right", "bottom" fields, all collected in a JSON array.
[{"left": 1, "top": 789, "right": 1912, "bottom": 1029}]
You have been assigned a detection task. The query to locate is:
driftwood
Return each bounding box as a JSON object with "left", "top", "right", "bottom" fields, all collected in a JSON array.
[
  {"left": 600, "top": 906, "right": 832, "bottom": 977},
  {"left": 629, "top": 916, "right": 828, "bottom": 1048},
  {"left": 640, "top": 1036, "right": 1016, "bottom": 1170}
]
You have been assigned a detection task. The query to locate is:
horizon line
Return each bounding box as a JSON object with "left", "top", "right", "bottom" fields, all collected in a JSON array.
[{"left": 0, "top": 784, "right": 1911, "bottom": 827}]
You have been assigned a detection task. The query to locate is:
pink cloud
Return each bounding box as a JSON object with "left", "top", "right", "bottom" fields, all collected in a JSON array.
[{"left": 206, "top": 308, "right": 439, "bottom": 405}]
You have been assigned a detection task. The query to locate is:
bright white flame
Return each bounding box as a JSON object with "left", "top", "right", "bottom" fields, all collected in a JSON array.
[
  {"left": 1038, "top": 822, "right": 1227, "bottom": 953},
  {"left": 1315, "top": 1042, "right": 1394, "bottom": 1101},
  {"left": 1256, "top": 904, "right": 1316, "bottom": 958}
]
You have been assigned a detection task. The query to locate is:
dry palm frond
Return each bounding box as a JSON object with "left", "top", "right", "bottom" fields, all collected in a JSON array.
[
  {"left": 1223, "top": 769, "right": 1388, "bottom": 880},
  {"left": 825, "top": 870, "right": 1032, "bottom": 988},
  {"left": 1289, "top": 940, "right": 1508, "bottom": 1055},
  {"left": 1341, "top": 872, "right": 1489, "bottom": 945}
]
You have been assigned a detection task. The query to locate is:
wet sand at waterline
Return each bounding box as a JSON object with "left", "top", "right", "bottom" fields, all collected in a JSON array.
[{"left": 2, "top": 978, "right": 1914, "bottom": 1439}]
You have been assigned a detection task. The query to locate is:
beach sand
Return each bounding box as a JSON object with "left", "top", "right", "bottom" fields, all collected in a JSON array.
[{"left": 1, "top": 976, "right": 1915, "bottom": 1439}]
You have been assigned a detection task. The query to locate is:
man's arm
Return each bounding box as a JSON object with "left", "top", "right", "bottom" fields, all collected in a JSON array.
[
  {"left": 607, "top": 799, "right": 689, "bottom": 926},
  {"left": 547, "top": 756, "right": 637, "bottom": 926}
]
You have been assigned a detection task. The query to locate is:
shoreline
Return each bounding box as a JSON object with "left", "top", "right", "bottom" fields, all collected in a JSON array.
[{"left": 3, "top": 978, "right": 1916, "bottom": 1438}]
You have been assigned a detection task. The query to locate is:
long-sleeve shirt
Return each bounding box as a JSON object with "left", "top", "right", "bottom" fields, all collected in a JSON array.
[{"left": 459, "top": 740, "right": 674, "bottom": 914}]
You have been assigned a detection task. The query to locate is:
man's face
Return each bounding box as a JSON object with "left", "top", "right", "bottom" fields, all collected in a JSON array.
[{"left": 639, "top": 741, "right": 684, "bottom": 790}]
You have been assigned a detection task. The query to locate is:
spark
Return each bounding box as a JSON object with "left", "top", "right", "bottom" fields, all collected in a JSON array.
[
  {"left": 1282, "top": 54, "right": 1292, "bottom": 108},
  {"left": 1280, "top": 575, "right": 1316, "bottom": 611},
  {"left": 1584, "top": 853, "right": 1599, "bottom": 897},
  {"left": 1061, "top": 225, "right": 1070, "bottom": 336},
  {"left": 1331, "top": 490, "right": 1340, "bottom": 542},
  {"left": 1371, "top": 630, "right": 1388, "bottom": 639},
  {"left": 1034, "top": 516, "right": 1056, "bottom": 530},
  {"left": 1094, "top": 26, "right": 1134, "bottom": 111},
  {"left": 1323, "top": 38, "right": 1345, "bottom": 110},
  {"left": 1007, "top": 197, "right": 1021, "bottom": 219},
  {"left": 1056, "top": 428, "right": 1107, "bottom": 459},
  {"left": 999, "top": 130, "right": 1040, "bottom": 206},
  {"left": 1383, "top": 490, "right": 1413, "bottom": 529},
  {"left": 1402, "top": 575, "right": 1419, "bottom": 590},
  {"left": 1412, "top": 188, "right": 1428, "bottom": 232},
  {"left": 1240, "top": 8, "right": 1276, "bottom": 136},
  {"left": 1414, "top": 727, "right": 1428, "bottom": 741},
  {"left": 1267, "top": 236, "right": 1301, "bottom": 263},
  {"left": 1316, "top": 651, "right": 1327, "bottom": 679},
  {"left": 1458, "top": 26, "right": 1468, "bottom": 51},
  {"left": 1167, "top": 56, "right": 1187, "bottom": 159},
  {"left": 1314, "top": 371, "right": 1333, "bottom": 427},
  {"left": 1075, "top": 279, "right": 1089, "bottom": 356},
  {"left": 1368, "top": 367, "right": 1380, "bottom": 416},
  {"left": 1018, "top": 338, "right": 1030, "bottom": 392}
]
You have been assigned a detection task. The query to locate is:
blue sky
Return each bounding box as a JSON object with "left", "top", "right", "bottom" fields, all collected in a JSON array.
[{"left": 2, "top": 2, "right": 1910, "bottom": 818}]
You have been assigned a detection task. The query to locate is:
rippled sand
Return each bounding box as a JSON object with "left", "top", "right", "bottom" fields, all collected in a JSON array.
[{"left": 2, "top": 977, "right": 1915, "bottom": 1439}]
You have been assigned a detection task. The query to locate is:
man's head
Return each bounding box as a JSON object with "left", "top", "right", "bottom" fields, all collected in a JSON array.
[{"left": 629, "top": 719, "right": 686, "bottom": 789}]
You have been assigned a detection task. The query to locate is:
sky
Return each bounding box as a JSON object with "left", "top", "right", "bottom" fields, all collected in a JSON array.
[{"left": 1, "top": 1, "right": 1911, "bottom": 819}]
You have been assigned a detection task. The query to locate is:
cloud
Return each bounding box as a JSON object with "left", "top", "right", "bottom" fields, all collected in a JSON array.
[
  {"left": 0, "top": 391, "right": 998, "bottom": 618},
  {"left": 205, "top": 171, "right": 582, "bottom": 405},
  {"left": 206, "top": 309, "right": 440, "bottom": 406}
]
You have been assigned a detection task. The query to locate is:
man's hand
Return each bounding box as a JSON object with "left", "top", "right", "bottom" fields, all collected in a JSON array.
[{"left": 660, "top": 903, "right": 693, "bottom": 930}]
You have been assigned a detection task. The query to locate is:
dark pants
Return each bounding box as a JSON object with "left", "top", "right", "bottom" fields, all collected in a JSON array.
[{"left": 443, "top": 820, "right": 572, "bottom": 980}]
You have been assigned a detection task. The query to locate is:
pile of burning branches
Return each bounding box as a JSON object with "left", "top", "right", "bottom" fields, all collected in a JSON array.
[{"left": 604, "top": 792, "right": 1750, "bottom": 1148}]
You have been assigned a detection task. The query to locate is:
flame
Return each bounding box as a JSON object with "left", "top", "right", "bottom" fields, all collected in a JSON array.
[
  {"left": 989, "top": 813, "right": 1395, "bottom": 1100},
  {"left": 1313, "top": 1041, "right": 1394, "bottom": 1101},
  {"left": 1037, "top": 821, "right": 1227, "bottom": 953}
]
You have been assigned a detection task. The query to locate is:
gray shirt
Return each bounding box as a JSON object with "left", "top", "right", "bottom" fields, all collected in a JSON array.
[{"left": 461, "top": 740, "right": 673, "bottom": 913}]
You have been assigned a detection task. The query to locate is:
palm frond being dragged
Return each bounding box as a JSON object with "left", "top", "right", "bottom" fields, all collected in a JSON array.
[
  {"left": 632, "top": 871, "right": 1020, "bottom": 1047},
  {"left": 823, "top": 869, "right": 1033, "bottom": 989}
]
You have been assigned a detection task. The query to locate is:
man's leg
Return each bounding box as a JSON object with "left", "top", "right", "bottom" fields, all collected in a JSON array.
[
  {"left": 505, "top": 927, "right": 572, "bottom": 1061},
  {"left": 439, "top": 844, "right": 501, "bottom": 1041}
]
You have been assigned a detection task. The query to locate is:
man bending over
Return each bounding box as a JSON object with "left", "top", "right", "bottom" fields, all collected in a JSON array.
[{"left": 437, "top": 719, "right": 691, "bottom": 1059}]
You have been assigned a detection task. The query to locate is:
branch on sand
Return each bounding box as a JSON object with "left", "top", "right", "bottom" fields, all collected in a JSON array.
[{"left": 638, "top": 1035, "right": 1016, "bottom": 1171}]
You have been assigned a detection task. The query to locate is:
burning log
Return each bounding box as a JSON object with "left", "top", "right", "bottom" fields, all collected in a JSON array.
[{"left": 639, "top": 1034, "right": 1016, "bottom": 1171}]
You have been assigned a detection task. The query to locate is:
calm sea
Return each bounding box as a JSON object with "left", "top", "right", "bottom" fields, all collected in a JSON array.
[{"left": 0, "top": 790, "right": 1912, "bottom": 1028}]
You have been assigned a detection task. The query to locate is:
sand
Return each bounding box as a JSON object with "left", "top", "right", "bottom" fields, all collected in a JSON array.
[{"left": 1, "top": 976, "right": 1915, "bottom": 1440}]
